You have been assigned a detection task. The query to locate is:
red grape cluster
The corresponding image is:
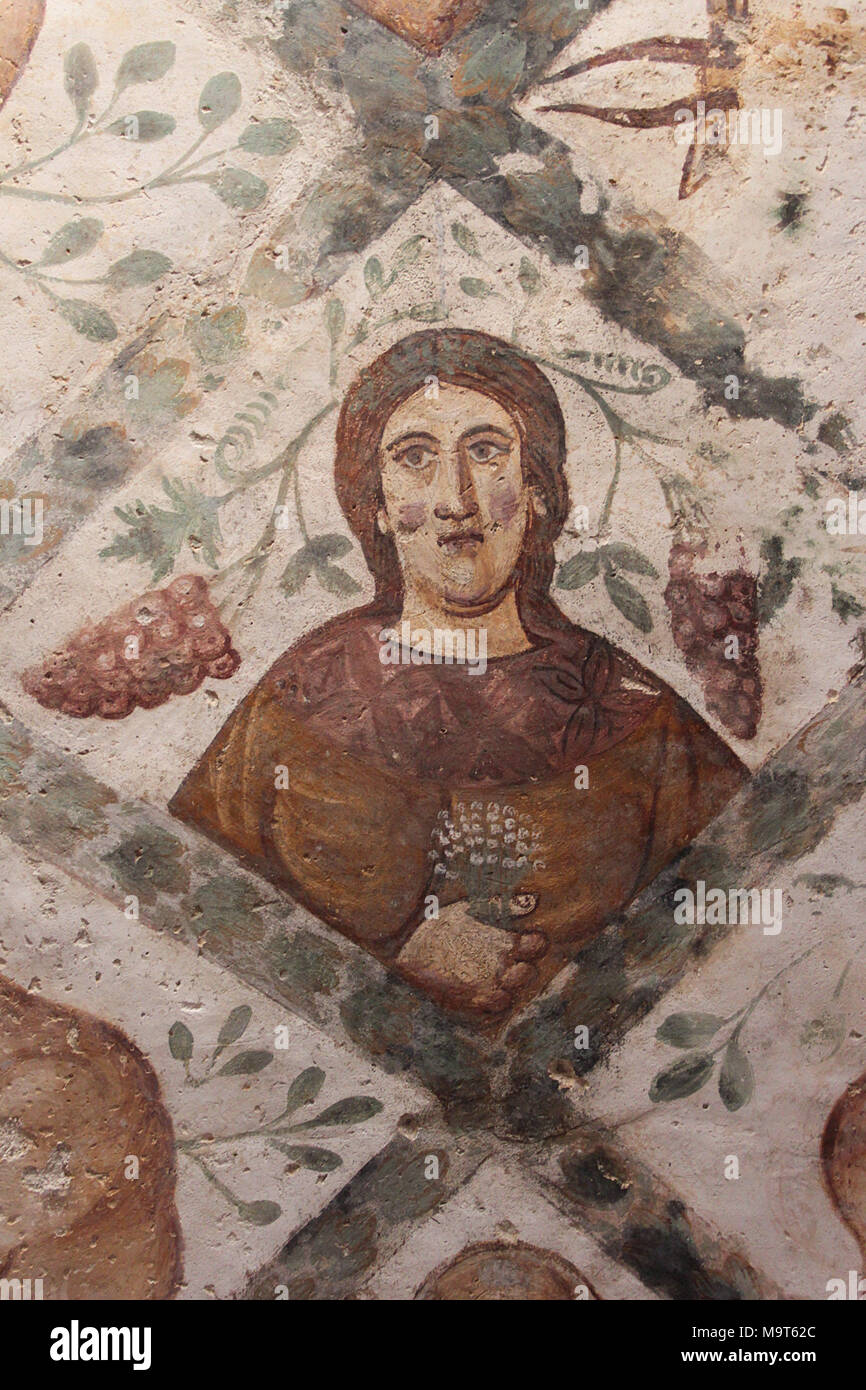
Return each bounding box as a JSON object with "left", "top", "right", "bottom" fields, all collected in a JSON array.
[
  {"left": 664, "top": 541, "right": 762, "bottom": 740},
  {"left": 23, "top": 575, "right": 240, "bottom": 720}
]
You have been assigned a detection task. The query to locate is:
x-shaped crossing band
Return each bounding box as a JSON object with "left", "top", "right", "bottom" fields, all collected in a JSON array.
[{"left": 262, "top": 0, "right": 813, "bottom": 439}]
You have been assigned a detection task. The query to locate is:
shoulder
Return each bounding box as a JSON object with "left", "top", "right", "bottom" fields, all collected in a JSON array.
[
  {"left": 526, "top": 609, "right": 744, "bottom": 771},
  {"left": 260, "top": 605, "right": 393, "bottom": 715},
  {"left": 526, "top": 612, "right": 662, "bottom": 728}
]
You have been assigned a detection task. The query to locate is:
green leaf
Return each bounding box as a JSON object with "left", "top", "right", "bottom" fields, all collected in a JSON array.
[
  {"left": 169, "top": 1021, "right": 194, "bottom": 1061},
  {"left": 237, "top": 118, "right": 299, "bottom": 156},
  {"left": 209, "top": 167, "right": 268, "bottom": 211},
  {"left": 557, "top": 550, "right": 600, "bottom": 590},
  {"left": 451, "top": 222, "right": 479, "bottom": 257},
  {"left": 795, "top": 872, "right": 857, "bottom": 898},
  {"left": 280, "top": 548, "right": 315, "bottom": 595},
  {"left": 364, "top": 256, "right": 384, "bottom": 299},
  {"left": 718, "top": 1039, "right": 754, "bottom": 1112},
  {"left": 106, "top": 250, "right": 172, "bottom": 286},
  {"left": 100, "top": 479, "right": 221, "bottom": 578},
  {"left": 284, "top": 1066, "right": 326, "bottom": 1116},
  {"left": 217, "top": 1049, "right": 273, "bottom": 1076},
  {"left": 115, "top": 42, "right": 176, "bottom": 92},
  {"left": 604, "top": 571, "right": 653, "bottom": 633},
  {"left": 408, "top": 302, "right": 447, "bottom": 322},
  {"left": 296, "top": 1096, "right": 383, "bottom": 1129},
  {"left": 186, "top": 305, "right": 246, "bottom": 363},
  {"left": 307, "top": 534, "right": 352, "bottom": 562},
  {"left": 517, "top": 256, "right": 540, "bottom": 295},
  {"left": 198, "top": 72, "right": 242, "bottom": 132},
  {"left": 603, "top": 543, "right": 659, "bottom": 579},
  {"left": 39, "top": 218, "right": 103, "bottom": 267},
  {"left": 55, "top": 297, "right": 118, "bottom": 342},
  {"left": 459, "top": 276, "right": 493, "bottom": 299},
  {"left": 389, "top": 235, "right": 426, "bottom": 280},
  {"left": 831, "top": 582, "right": 865, "bottom": 623},
  {"left": 107, "top": 111, "right": 176, "bottom": 142},
  {"left": 649, "top": 1052, "right": 715, "bottom": 1103},
  {"left": 159, "top": 478, "right": 222, "bottom": 570},
  {"left": 316, "top": 563, "right": 360, "bottom": 597},
  {"left": 757, "top": 535, "right": 803, "bottom": 625},
  {"left": 325, "top": 298, "right": 345, "bottom": 344},
  {"left": 237, "top": 1199, "right": 281, "bottom": 1226},
  {"left": 275, "top": 1143, "right": 342, "bottom": 1172},
  {"left": 656, "top": 1012, "right": 725, "bottom": 1049},
  {"left": 100, "top": 505, "right": 170, "bottom": 579},
  {"left": 217, "top": 1004, "right": 252, "bottom": 1047},
  {"left": 64, "top": 44, "right": 99, "bottom": 119}
]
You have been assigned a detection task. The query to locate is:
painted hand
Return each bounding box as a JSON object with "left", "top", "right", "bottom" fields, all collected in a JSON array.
[{"left": 395, "top": 899, "right": 548, "bottom": 1018}]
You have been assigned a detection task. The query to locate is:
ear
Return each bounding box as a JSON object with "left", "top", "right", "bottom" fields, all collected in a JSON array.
[
  {"left": 376, "top": 507, "right": 391, "bottom": 536},
  {"left": 530, "top": 489, "right": 548, "bottom": 519}
]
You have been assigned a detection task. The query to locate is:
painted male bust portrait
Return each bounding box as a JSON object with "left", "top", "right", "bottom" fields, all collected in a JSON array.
[{"left": 170, "top": 329, "right": 746, "bottom": 1022}]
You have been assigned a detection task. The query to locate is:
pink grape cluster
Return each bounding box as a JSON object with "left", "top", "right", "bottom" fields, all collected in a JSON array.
[
  {"left": 664, "top": 542, "right": 763, "bottom": 740},
  {"left": 23, "top": 575, "right": 239, "bottom": 720}
]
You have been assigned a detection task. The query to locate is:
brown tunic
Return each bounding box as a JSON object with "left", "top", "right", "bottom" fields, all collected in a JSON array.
[{"left": 170, "top": 608, "right": 747, "bottom": 1014}]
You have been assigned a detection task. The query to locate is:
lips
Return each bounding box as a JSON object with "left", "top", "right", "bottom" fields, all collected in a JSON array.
[{"left": 438, "top": 529, "right": 484, "bottom": 554}]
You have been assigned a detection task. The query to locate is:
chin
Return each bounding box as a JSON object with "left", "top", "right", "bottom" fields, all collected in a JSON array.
[{"left": 441, "top": 582, "right": 503, "bottom": 611}]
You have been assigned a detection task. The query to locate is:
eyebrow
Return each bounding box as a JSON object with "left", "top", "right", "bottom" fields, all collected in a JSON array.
[
  {"left": 459, "top": 424, "right": 514, "bottom": 442},
  {"left": 385, "top": 431, "right": 438, "bottom": 453}
]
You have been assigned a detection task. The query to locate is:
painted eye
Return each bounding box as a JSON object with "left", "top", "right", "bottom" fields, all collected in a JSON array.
[
  {"left": 467, "top": 439, "right": 507, "bottom": 463},
  {"left": 398, "top": 445, "right": 436, "bottom": 470}
]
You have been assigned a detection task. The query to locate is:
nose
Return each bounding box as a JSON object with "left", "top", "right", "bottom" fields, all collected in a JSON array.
[{"left": 433, "top": 450, "right": 479, "bottom": 523}]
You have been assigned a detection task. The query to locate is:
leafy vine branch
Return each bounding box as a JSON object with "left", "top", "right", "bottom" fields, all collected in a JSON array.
[
  {"left": 0, "top": 40, "right": 298, "bottom": 340},
  {"left": 649, "top": 946, "right": 853, "bottom": 1114},
  {"left": 168, "top": 1006, "right": 383, "bottom": 1226},
  {"left": 100, "top": 232, "right": 447, "bottom": 612},
  {"left": 99, "top": 226, "right": 682, "bottom": 633}
]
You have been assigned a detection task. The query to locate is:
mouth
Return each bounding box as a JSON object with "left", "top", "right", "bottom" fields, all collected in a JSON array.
[{"left": 438, "top": 529, "right": 484, "bottom": 555}]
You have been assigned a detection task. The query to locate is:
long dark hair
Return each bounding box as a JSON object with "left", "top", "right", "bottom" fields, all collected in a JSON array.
[{"left": 334, "top": 329, "right": 571, "bottom": 634}]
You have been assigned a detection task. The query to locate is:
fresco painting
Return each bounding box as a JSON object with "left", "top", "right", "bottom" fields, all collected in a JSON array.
[
  {"left": 0, "top": 0, "right": 864, "bottom": 1318},
  {"left": 168, "top": 328, "right": 747, "bottom": 1022}
]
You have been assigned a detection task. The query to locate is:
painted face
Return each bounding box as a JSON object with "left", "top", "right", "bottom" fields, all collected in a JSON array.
[{"left": 378, "top": 385, "right": 530, "bottom": 612}]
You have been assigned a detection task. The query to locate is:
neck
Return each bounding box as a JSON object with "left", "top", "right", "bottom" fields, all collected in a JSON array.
[{"left": 399, "top": 582, "right": 532, "bottom": 658}]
